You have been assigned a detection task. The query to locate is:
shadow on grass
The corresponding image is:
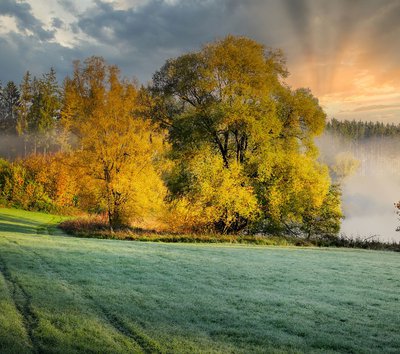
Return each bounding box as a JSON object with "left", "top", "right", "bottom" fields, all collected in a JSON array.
[{"left": 0, "top": 214, "right": 40, "bottom": 235}]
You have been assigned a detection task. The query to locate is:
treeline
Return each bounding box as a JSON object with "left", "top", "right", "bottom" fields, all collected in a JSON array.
[
  {"left": 0, "top": 81, "right": 19, "bottom": 134},
  {"left": 326, "top": 118, "right": 400, "bottom": 140},
  {"left": 0, "top": 35, "right": 342, "bottom": 237},
  {"left": 0, "top": 68, "right": 61, "bottom": 157},
  {"left": 323, "top": 118, "right": 400, "bottom": 177}
]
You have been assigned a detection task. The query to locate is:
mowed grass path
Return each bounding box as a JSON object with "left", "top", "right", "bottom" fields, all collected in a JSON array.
[{"left": 0, "top": 208, "right": 399, "bottom": 353}]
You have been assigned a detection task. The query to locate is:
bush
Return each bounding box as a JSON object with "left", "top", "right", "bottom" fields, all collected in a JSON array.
[
  {"left": 59, "top": 216, "right": 400, "bottom": 251},
  {"left": 0, "top": 154, "right": 80, "bottom": 214}
]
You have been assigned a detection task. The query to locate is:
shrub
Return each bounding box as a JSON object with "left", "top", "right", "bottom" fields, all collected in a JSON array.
[{"left": 59, "top": 216, "right": 400, "bottom": 251}]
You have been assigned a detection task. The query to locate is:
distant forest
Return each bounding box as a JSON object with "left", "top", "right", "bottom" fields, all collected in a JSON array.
[
  {"left": 322, "top": 118, "right": 400, "bottom": 177},
  {"left": 326, "top": 118, "right": 400, "bottom": 140}
]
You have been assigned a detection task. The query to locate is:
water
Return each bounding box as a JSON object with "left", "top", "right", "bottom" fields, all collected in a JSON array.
[{"left": 340, "top": 173, "right": 400, "bottom": 242}]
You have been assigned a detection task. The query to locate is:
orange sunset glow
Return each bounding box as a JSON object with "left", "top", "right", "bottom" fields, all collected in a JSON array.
[{"left": 282, "top": 1, "right": 400, "bottom": 122}]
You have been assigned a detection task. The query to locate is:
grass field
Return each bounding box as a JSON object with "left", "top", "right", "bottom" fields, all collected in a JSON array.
[{"left": 0, "top": 208, "right": 399, "bottom": 353}]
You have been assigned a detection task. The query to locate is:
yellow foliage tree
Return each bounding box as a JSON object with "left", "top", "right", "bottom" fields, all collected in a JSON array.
[
  {"left": 152, "top": 35, "right": 341, "bottom": 235},
  {"left": 61, "top": 57, "right": 167, "bottom": 229},
  {"left": 171, "top": 147, "right": 259, "bottom": 232}
]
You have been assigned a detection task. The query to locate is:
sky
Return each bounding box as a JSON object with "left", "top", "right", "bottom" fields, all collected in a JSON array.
[{"left": 0, "top": 0, "right": 399, "bottom": 122}]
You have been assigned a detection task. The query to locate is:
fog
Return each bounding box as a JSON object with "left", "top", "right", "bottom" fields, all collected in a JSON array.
[
  {"left": 2, "top": 131, "right": 400, "bottom": 242},
  {"left": 0, "top": 132, "right": 69, "bottom": 160},
  {"left": 317, "top": 133, "right": 400, "bottom": 242},
  {"left": 0, "top": 134, "right": 26, "bottom": 160}
]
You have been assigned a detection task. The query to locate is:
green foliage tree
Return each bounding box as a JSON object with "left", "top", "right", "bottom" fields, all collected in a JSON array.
[
  {"left": 30, "top": 68, "right": 61, "bottom": 154},
  {"left": 16, "top": 71, "right": 33, "bottom": 155},
  {"left": 16, "top": 69, "right": 61, "bottom": 155},
  {"left": 151, "top": 35, "right": 341, "bottom": 235},
  {"left": 0, "top": 81, "right": 20, "bottom": 133}
]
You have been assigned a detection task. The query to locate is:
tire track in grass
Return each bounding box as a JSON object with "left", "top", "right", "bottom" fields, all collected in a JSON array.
[
  {"left": 10, "top": 237, "right": 161, "bottom": 354},
  {"left": 84, "top": 293, "right": 162, "bottom": 354},
  {"left": 0, "top": 253, "right": 39, "bottom": 354}
]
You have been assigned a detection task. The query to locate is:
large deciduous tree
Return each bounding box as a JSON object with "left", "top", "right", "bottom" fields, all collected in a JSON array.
[
  {"left": 151, "top": 35, "right": 341, "bottom": 235},
  {"left": 61, "top": 57, "right": 167, "bottom": 229}
]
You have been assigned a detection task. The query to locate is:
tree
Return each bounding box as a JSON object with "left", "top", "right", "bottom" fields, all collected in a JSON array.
[
  {"left": 331, "top": 152, "right": 360, "bottom": 183},
  {"left": 29, "top": 68, "right": 61, "bottom": 154},
  {"left": 16, "top": 71, "right": 32, "bottom": 156},
  {"left": 61, "top": 57, "right": 167, "bottom": 229},
  {"left": 16, "top": 69, "right": 61, "bottom": 155},
  {"left": 152, "top": 35, "right": 285, "bottom": 167},
  {"left": 166, "top": 146, "right": 259, "bottom": 232},
  {"left": 0, "top": 81, "right": 20, "bottom": 133},
  {"left": 151, "top": 35, "right": 341, "bottom": 235},
  {"left": 37, "top": 68, "right": 61, "bottom": 154}
]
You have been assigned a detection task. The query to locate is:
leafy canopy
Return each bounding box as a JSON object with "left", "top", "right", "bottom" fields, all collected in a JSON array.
[
  {"left": 151, "top": 35, "right": 341, "bottom": 235},
  {"left": 62, "top": 57, "right": 167, "bottom": 229}
]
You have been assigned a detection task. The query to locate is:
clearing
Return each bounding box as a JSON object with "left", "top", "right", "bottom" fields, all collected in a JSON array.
[{"left": 0, "top": 207, "right": 399, "bottom": 353}]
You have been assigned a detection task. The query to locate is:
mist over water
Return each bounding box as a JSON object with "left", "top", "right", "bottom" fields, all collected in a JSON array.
[
  {"left": 341, "top": 173, "right": 400, "bottom": 242},
  {"left": 317, "top": 134, "right": 400, "bottom": 242}
]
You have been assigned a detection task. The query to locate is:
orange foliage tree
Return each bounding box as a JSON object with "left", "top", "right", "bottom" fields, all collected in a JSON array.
[{"left": 61, "top": 57, "right": 167, "bottom": 229}]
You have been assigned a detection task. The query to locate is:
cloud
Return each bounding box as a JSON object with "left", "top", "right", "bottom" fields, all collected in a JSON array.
[
  {"left": 0, "top": 0, "right": 54, "bottom": 40},
  {"left": 76, "top": 0, "right": 232, "bottom": 51},
  {"left": 70, "top": 0, "right": 296, "bottom": 82},
  {"left": 0, "top": 0, "right": 400, "bottom": 123},
  {"left": 57, "top": 0, "right": 78, "bottom": 15},
  {"left": 69, "top": 0, "right": 255, "bottom": 82},
  {"left": 51, "top": 17, "right": 64, "bottom": 29},
  {"left": 0, "top": 31, "right": 97, "bottom": 83},
  {"left": 352, "top": 104, "right": 400, "bottom": 113}
]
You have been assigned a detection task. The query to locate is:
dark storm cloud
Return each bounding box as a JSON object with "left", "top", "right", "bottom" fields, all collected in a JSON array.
[
  {"left": 0, "top": 0, "right": 400, "bottom": 95},
  {"left": 71, "top": 0, "right": 250, "bottom": 82},
  {"left": 71, "top": 0, "right": 291, "bottom": 82},
  {"left": 5, "top": 33, "right": 66, "bottom": 85},
  {"left": 77, "top": 0, "right": 233, "bottom": 51},
  {"left": 0, "top": 32, "right": 96, "bottom": 84},
  {"left": 0, "top": 0, "right": 54, "bottom": 40},
  {"left": 72, "top": 0, "right": 400, "bottom": 80},
  {"left": 0, "top": 36, "right": 24, "bottom": 83}
]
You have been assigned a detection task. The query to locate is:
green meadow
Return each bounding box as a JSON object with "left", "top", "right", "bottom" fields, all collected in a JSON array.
[{"left": 0, "top": 207, "right": 399, "bottom": 353}]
